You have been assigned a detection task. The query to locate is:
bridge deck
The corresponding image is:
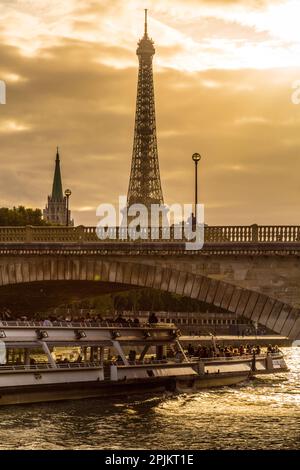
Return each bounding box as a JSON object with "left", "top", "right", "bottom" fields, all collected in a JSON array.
[
  {"left": 0, "top": 225, "right": 300, "bottom": 254},
  {"left": 1, "top": 242, "right": 300, "bottom": 256}
]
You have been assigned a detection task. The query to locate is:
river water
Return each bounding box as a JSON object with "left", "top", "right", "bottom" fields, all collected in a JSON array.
[{"left": 0, "top": 347, "right": 299, "bottom": 450}]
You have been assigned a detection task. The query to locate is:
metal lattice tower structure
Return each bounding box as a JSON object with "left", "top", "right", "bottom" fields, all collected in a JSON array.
[{"left": 127, "top": 10, "right": 164, "bottom": 211}]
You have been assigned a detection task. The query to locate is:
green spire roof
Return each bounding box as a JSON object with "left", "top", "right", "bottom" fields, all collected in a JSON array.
[{"left": 51, "top": 147, "right": 63, "bottom": 200}]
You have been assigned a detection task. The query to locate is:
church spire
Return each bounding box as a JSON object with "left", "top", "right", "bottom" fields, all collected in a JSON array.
[
  {"left": 43, "top": 147, "right": 73, "bottom": 225},
  {"left": 51, "top": 146, "right": 63, "bottom": 200}
]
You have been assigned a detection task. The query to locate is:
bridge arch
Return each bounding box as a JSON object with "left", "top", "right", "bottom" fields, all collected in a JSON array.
[{"left": 0, "top": 257, "right": 300, "bottom": 339}]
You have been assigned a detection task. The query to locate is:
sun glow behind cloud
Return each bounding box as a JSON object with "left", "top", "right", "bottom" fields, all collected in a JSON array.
[
  {"left": 0, "top": 121, "right": 30, "bottom": 133},
  {"left": 0, "top": 0, "right": 300, "bottom": 70}
]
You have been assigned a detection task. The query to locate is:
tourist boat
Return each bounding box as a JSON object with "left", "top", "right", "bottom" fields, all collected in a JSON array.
[{"left": 0, "top": 320, "right": 289, "bottom": 405}]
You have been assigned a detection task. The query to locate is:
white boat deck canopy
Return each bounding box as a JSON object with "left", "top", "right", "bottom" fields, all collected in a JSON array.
[{"left": 0, "top": 321, "right": 180, "bottom": 346}]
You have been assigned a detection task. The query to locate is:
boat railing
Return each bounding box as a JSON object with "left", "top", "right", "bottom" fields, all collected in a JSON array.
[
  {"left": 0, "top": 361, "right": 103, "bottom": 372},
  {"left": 191, "top": 352, "right": 283, "bottom": 362},
  {"left": 0, "top": 363, "right": 52, "bottom": 371},
  {"left": 0, "top": 320, "right": 173, "bottom": 329},
  {"left": 267, "top": 352, "right": 284, "bottom": 358},
  {"left": 56, "top": 361, "right": 102, "bottom": 369},
  {"left": 116, "top": 358, "right": 189, "bottom": 366},
  {"left": 190, "top": 355, "right": 246, "bottom": 362}
]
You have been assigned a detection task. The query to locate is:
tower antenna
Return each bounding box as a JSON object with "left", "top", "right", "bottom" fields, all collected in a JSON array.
[{"left": 144, "top": 9, "right": 148, "bottom": 36}]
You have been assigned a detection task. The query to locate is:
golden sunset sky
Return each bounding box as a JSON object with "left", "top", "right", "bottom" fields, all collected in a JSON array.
[{"left": 1, "top": 0, "right": 300, "bottom": 226}]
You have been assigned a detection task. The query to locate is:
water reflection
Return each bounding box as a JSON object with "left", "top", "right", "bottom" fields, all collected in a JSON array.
[{"left": 0, "top": 348, "right": 299, "bottom": 449}]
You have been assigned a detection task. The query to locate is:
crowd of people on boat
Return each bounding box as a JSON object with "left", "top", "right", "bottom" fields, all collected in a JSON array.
[
  {"left": 186, "top": 343, "right": 280, "bottom": 358},
  {"left": 0, "top": 312, "right": 142, "bottom": 326},
  {"left": 0, "top": 310, "right": 162, "bottom": 327}
]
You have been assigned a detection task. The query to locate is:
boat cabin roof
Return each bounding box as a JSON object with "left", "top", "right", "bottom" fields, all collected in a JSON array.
[{"left": 0, "top": 321, "right": 180, "bottom": 347}]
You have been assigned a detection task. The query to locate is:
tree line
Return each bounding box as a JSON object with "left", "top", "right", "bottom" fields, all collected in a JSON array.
[{"left": 0, "top": 206, "right": 48, "bottom": 226}]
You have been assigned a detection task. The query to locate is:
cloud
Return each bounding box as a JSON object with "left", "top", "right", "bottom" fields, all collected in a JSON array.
[
  {"left": 0, "top": 1, "right": 300, "bottom": 226},
  {"left": 0, "top": 0, "right": 299, "bottom": 70}
]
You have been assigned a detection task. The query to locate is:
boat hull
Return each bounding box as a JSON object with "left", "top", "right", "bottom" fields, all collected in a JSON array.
[
  {"left": 175, "top": 372, "right": 250, "bottom": 392},
  {"left": 0, "top": 378, "right": 172, "bottom": 406},
  {"left": 0, "top": 371, "right": 252, "bottom": 405}
]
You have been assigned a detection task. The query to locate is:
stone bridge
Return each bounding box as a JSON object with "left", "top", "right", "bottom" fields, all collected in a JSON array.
[{"left": 0, "top": 225, "right": 300, "bottom": 339}]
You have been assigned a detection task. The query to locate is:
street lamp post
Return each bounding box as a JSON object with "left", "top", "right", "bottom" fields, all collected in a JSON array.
[
  {"left": 192, "top": 153, "right": 201, "bottom": 225},
  {"left": 64, "top": 188, "right": 72, "bottom": 226},
  {"left": 254, "top": 320, "right": 258, "bottom": 345}
]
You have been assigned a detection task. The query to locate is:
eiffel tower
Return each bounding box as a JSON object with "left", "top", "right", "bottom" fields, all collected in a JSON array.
[{"left": 127, "top": 10, "right": 164, "bottom": 215}]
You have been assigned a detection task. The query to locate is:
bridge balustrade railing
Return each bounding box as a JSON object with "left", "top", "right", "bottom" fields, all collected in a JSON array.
[
  {"left": 258, "top": 225, "right": 300, "bottom": 242},
  {"left": 0, "top": 227, "right": 27, "bottom": 242},
  {"left": 0, "top": 225, "right": 300, "bottom": 244}
]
